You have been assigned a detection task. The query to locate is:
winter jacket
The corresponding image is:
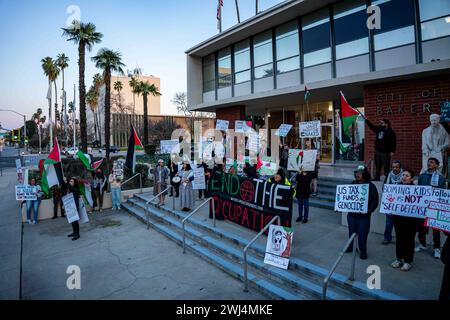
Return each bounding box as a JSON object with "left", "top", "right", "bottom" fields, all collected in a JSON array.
[
  {"left": 418, "top": 170, "right": 446, "bottom": 188},
  {"left": 366, "top": 120, "right": 396, "bottom": 154},
  {"left": 295, "top": 172, "right": 313, "bottom": 199}
]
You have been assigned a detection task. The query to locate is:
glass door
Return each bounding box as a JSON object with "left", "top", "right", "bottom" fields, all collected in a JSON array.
[{"left": 319, "top": 124, "right": 333, "bottom": 164}]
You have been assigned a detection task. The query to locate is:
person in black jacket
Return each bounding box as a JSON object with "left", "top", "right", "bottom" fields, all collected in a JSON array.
[
  {"left": 66, "top": 177, "right": 81, "bottom": 241},
  {"left": 295, "top": 169, "right": 313, "bottom": 223},
  {"left": 366, "top": 119, "right": 396, "bottom": 181},
  {"left": 440, "top": 231, "right": 450, "bottom": 300},
  {"left": 168, "top": 159, "right": 180, "bottom": 198},
  {"left": 346, "top": 165, "right": 379, "bottom": 260}
]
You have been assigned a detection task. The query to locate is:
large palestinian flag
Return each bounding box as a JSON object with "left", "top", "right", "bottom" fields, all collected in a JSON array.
[
  {"left": 125, "top": 125, "right": 144, "bottom": 174},
  {"left": 76, "top": 150, "right": 103, "bottom": 171},
  {"left": 340, "top": 91, "right": 360, "bottom": 137},
  {"left": 40, "top": 138, "right": 64, "bottom": 195}
]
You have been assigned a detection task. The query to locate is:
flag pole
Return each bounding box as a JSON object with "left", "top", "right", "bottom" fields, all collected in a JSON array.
[{"left": 235, "top": 0, "right": 241, "bottom": 23}]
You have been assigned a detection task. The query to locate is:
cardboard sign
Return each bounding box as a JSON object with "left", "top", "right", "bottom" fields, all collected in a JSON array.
[
  {"left": 287, "top": 149, "right": 317, "bottom": 172},
  {"left": 425, "top": 188, "right": 450, "bottom": 232},
  {"left": 299, "top": 121, "right": 321, "bottom": 138},
  {"left": 209, "top": 171, "right": 293, "bottom": 232},
  {"left": 160, "top": 140, "right": 180, "bottom": 154},
  {"left": 15, "top": 185, "right": 37, "bottom": 201},
  {"left": 335, "top": 184, "right": 369, "bottom": 213},
  {"left": 235, "top": 120, "right": 250, "bottom": 133},
  {"left": 380, "top": 184, "right": 432, "bottom": 218},
  {"left": 216, "top": 119, "right": 229, "bottom": 131},
  {"left": 275, "top": 124, "right": 293, "bottom": 137},
  {"left": 264, "top": 225, "right": 294, "bottom": 270},
  {"left": 62, "top": 193, "right": 80, "bottom": 224},
  {"left": 113, "top": 161, "right": 124, "bottom": 179},
  {"left": 247, "top": 132, "right": 260, "bottom": 154},
  {"left": 193, "top": 167, "right": 206, "bottom": 190}
]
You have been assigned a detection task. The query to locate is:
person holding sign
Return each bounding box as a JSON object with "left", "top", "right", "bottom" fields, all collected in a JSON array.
[
  {"left": 109, "top": 174, "right": 122, "bottom": 210},
  {"left": 391, "top": 169, "right": 419, "bottom": 271},
  {"left": 346, "top": 166, "right": 379, "bottom": 260},
  {"left": 66, "top": 178, "right": 81, "bottom": 241},
  {"left": 25, "top": 178, "right": 43, "bottom": 224},
  {"left": 177, "top": 161, "right": 195, "bottom": 211},
  {"left": 151, "top": 160, "right": 170, "bottom": 207},
  {"left": 416, "top": 157, "right": 446, "bottom": 259},
  {"left": 294, "top": 169, "right": 313, "bottom": 223}
]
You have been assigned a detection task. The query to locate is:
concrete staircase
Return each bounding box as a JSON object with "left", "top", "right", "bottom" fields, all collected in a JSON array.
[
  {"left": 309, "top": 177, "right": 352, "bottom": 211},
  {"left": 122, "top": 193, "right": 404, "bottom": 300}
]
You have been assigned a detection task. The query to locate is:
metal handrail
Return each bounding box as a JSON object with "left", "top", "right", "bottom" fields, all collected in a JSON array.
[
  {"left": 322, "top": 232, "right": 358, "bottom": 300},
  {"left": 243, "top": 215, "right": 281, "bottom": 292},
  {"left": 145, "top": 185, "right": 174, "bottom": 229},
  {"left": 182, "top": 197, "right": 216, "bottom": 254},
  {"left": 121, "top": 173, "right": 143, "bottom": 194}
]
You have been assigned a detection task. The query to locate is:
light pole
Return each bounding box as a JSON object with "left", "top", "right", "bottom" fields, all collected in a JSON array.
[
  {"left": 0, "top": 109, "right": 27, "bottom": 153},
  {"left": 34, "top": 118, "right": 42, "bottom": 154}
]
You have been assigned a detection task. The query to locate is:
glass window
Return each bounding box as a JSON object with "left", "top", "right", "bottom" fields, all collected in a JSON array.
[
  {"left": 218, "top": 47, "right": 231, "bottom": 88},
  {"left": 202, "top": 54, "right": 215, "bottom": 93},
  {"left": 334, "top": 0, "right": 369, "bottom": 60},
  {"left": 373, "top": 0, "right": 416, "bottom": 50},
  {"left": 302, "top": 8, "right": 331, "bottom": 67},
  {"left": 253, "top": 30, "right": 273, "bottom": 78},
  {"left": 276, "top": 20, "right": 299, "bottom": 73},
  {"left": 234, "top": 39, "right": 251, "bottom": 84},
  {"left": 421, "top": 16, "right": 450, "bottom": 41},
  {"left": 419, "top": 0, "right": 450, "bottom": 22}
]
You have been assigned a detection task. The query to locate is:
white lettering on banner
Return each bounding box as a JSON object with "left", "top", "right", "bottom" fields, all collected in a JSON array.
[
  {"left": 380, "top": 184, "right": 432, "bottom": 218},
  {"left": 299, "top": 121, "right": 321, "bottom": 138},
  {"left": 335, "top": 184, "right": 369, "bottom": 213}
]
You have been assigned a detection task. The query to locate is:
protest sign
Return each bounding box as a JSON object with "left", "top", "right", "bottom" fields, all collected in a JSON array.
[
  {"left": 380, "top": 184, "right": 432, "bottom": 218},
  {"left": 247, "top": 132, "right": 260, "bottom": 153},
  {"left": 264, "top": 225, "right": 293, "bottom": 270},
  {"left": 287, "top": 149, "right": 317, "bottom": 171},
  {"left": 193, "top": 167, "right": 206, "bottom": 190},
  {"left": 235, "top": 120, "right": 250, "bottom": 133},
  {"left": 160, "top": 139, "right": 180, "bottom": 154},
  {"left": 62, "top": 193, "right": 80, "bottom": 224},
  {"left": 113, "top": 160, "right": 124, "bottom": 179},
  {"left": 258, "top": 161, "right": 278, "bottom": 177},
  {"left": 425, "top": 187, "right": 450, "bottom": 232},
  {"left": 275, "top": 124, "right": 293, "bottom": 137},
  {"left": 15, "top": 185, "right": 37, "bottom": 201},
  {"left": 440, "top": 101, "right": 450, "bottom": 122},
  {"left": 78, "top": 199, "right": 89, "bottom": 224},
  {"left": 299, "top": 121, "right": 321, "bottom": 138},
  {"left": 216, "top": 119, "right": 229, "bottom": 131},
  {"left": 209, "top": 171, "right": 293, "bottom": 232},
  {"left": 15, "top": 159, "right": 22, "bottom": 170},
  {"left": 335, "top": 184, "right": 369, "bottom": 213}
]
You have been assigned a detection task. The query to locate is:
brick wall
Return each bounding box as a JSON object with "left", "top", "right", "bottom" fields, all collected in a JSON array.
[{"left": 364, "top": 75, "right": 450, "bottom": 175}]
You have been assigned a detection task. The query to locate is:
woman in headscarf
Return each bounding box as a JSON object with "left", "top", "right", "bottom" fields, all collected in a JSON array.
[
  {"left": 152, "top": 159, "right": 170, "bottom": 207},
  {"left": 177, "top": 161, "right": 195, "bottom": 211}
]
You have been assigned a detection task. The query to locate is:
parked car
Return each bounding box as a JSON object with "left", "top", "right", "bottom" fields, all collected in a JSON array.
[
  {"left": 65, "top": 147, "right": 79, "bottom": 157},
  {"left": 102, "top": 145, "right": 119, "bottom": 153}
]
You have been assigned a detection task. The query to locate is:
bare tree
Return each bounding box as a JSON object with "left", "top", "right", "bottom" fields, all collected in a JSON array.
[{"left": 172, "top": 92, "right": 215, "bottom": 133}]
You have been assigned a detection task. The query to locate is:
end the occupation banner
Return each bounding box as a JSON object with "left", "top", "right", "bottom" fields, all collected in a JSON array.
[{"left": 208, "top": 170, "right": 293, "bottom": 232}]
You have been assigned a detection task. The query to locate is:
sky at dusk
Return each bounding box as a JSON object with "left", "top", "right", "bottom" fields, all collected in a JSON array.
[{"left": 0, "top": 0, "right": 285, "bottom": 129}]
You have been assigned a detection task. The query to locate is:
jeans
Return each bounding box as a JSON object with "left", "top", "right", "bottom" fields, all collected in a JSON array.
[
  {"left": 26, "top": 199, "right": 41, "bottom": 222},
  {"left": 297, "top": 198, "right": 310, "bottom": 220},
  {"left": 111, "top": 187, "right": 121, "bottom": 209},
  {"left": 347, "top": 213, "right": 371, "bottom": 254},
  {"left": 384, "top": 214, "right": 394, "bottom": 242}
]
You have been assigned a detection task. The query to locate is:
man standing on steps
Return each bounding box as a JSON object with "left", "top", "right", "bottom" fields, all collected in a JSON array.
[{"left": 365, "top": 119, "right": 396, "bottom": 181}]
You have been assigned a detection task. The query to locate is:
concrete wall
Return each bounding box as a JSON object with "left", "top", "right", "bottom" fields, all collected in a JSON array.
[{"left": 187, "top": 55, "right": 203, "bottom": 108}]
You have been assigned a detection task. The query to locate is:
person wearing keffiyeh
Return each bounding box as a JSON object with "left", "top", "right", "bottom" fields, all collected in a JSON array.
[{"left": 382, "top": 160, "right": 403, "bottom": 245}]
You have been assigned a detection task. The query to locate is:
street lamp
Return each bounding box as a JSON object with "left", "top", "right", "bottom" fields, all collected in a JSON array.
[{"left": 0, "top": 109, "right": 27, "bottom": 152}]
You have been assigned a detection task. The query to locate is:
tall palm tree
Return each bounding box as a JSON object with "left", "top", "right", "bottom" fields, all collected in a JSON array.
[
  {"left": 92, "top": 73, "right": 103, "bottom": 146},
  {"left": 92, "top": 48, "right": 125, "bottom": 160},
  {"left": 129, "top": 76, "right": 139, "bottom": 114},
  {"left": 86, "top": 86, "right": 100, "bottom": 146},
  {"left": 56, "top": 53, "right": 69, "bottom": 143},
  {"left": 136, "top": 81, "right": 161, "bottom": 145},
  {"left": 113, "top": 80, "right": 123, "bottom": 105},
  {"left": 62, "top": 21, "right": 103, "bottom": 153},
  {"left": 41, "top": 57, "right": 60, "bottom": 148}
]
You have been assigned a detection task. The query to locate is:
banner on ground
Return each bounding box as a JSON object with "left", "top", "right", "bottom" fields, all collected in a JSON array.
[
  {"left": 425, "top": 188, "right": 450, "bottom": 232},
  {"left": 380, "top": 184, "right": 432, "bottom": 218},
  {"left": 15, "top": 185, "right": 37, "bottom": 201},
  {"left": 209, "top": 171, "right": 293, "bottom": 232},
  {"left": 216, "top": 119, "right": 229, "bottom": 131},
  {"left": 62, "top": 193, "right": 80, "bottom": 224},
  {"left": 264, "top": 225, "right": 293, "bottom": 270},
  {"left": 287, "top": 149, "right": 317, "bottom": 172},
  {"left": 335, "top": 184, "right": 369, "bottom": 213},
  {"left": 160, "top": 139, "right": 180, "bottom": 154},
  {"left": 275, "top": 124, "right": 293, "bottom": 137},
  {"left": 193, "top": 167, "right": 206, "bottom": 190},
  {"left": 299, "top": 121, "right": 321, "bottom": 138}
]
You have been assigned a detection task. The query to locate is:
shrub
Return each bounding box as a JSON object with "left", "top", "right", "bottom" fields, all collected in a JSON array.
[{"left": 144, "top": 144, "right": 157, "bottom": 155}]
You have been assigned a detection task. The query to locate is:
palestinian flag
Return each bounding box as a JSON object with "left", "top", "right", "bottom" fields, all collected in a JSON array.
[
  {"left": 125, "top": 125, "right": 144, "bottom": 174},
  {"left": 340, "top": 91, "right": 360, "bottom": 137},
  {"left": 76, "top": 150, "right": 103, "bottom": 171},
  {"left": 40, "top": 138, "right": 64, "bottom": 195},
  {"left": 79, "top": 179, "right": 94, "bottom": 207},
  {"left": 304, "top": 86, "right": 311, "bottom": 102},
  {"left": 256, "top": 155, "right": 263, "bottom": 171}
]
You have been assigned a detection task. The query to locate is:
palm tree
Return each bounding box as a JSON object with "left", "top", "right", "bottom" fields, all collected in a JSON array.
[
  {"left": 41, "top": 57, "right": 60, "bottom": 149},
  {"left": 113, "top": 80, "right": 123, "bottom": 104},
  {"left": 86, "top": 86, "right": 100, "bottom": 147},
  {"left": 62, "top": 21, "right": 103, "bottom": 153},
  {"left": 56, "top": 53, "right": 69, "bottom": 143},
  {"left": 92, "top": 73, "right": 103, "bottom": 146},
  {"left": 91, "top": 48, "right": 125, "bottom": 160},
  {"left": 129, "top": 76, "right": 139, "bottom": 114},
  {"left": 135, "top": 81, "right": 161, "bottom": 145}
]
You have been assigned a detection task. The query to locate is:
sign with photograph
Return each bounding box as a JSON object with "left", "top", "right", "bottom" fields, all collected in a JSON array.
[
  {"left": 287, "top": 149, "right": 317, "bottom": 172},
  {"left": 380, "top": 184, "right": 432, "bottom": 218},
  {"left": 15, "top": 185, "right": 37, "bottom": 201},
  {"left": 264, "top": 225, "right": 293, "bottom": 270},
  {"left": 299, "top": 121, "right": 321, "bottom": 138},
  {"left": 335, "top": 184, "right": 369, "bottom": 213},
  {"left": 160, "top": 139, "right": 180, "bottom": 154},
  {"left": 62, "top": 193, "right": 80, "bottom": 224}
]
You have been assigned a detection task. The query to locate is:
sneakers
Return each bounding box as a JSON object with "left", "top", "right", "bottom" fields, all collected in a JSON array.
[
  {"left": 415, "top": 244, "right": 426, "bottom": 252},
  {"left": 400, "top": 263, "right": 412, "bottom": 271},
  {"left": 26, "top": 219, "right": 31, "bottom": 224},
  {"left": 32, "top": 221, "right": 37, "bottom": 224},
  {"left": 434, "top": 248, "right": 441, "bottom": 259},
  {"left": 391, "top": 259, "right": 403, "bottom": 268}
]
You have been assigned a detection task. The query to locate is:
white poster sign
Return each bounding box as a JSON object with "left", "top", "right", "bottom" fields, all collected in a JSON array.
[
  {"left": 287, "top": 149, "right": 317, "bottom": 172},
  {"left": 15, "top": 185, "right": 37, "bottom": 201},
  {"left": 425, "top": 188, "right": 450, "bottom": 232},
  {"left": 335, "top": 184, "right": 370, "bottom": 213},
  {"left": 264, "top": 225, "right": 294, "bottom": 270},
  {"left": 235, "top": 120, "right": 250, "bottom": 133},
  {"left": 247, "top": 132, "right": 260, "bottom": 153},
  {"left": 216, "top": 119, "right": 229, "bottom": 131},
  {"left": 63, "top": 193, "right": 80, "bottom": 224},
  {"left": 15, "top": 159, "right": 22, "bottom": 170},
  {"left": 380, "top": 184, "right": 432, "bottom": 218},
  {"left": 160, "top": 139, "right": 180, "bottom": 154},
  {"left": 193, "top": 167, "right": 206, "bottom": 190},
  {"left": 113, "top": 160, "right": 124, "bottom": 179},
  {"left": 78, "top": 198, "right": 89, "bottom": 224},
  {"left": 275, "top": 124, "right": 293, "bottom": 137},
  {"left": 299, "top": 121, "right": 321, "bottom": 138}
]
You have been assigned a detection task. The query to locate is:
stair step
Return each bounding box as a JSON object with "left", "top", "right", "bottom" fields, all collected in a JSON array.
[{"left": 308, "top": 199, "right": 335, "bottom": 210}]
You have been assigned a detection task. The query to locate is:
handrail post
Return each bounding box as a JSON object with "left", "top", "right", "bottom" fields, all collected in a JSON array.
[
  {"left": 212, "top": 197, "right": 216, "bottom": 228},
  {"left": 349, "top": 234, "right": 357, "bottom": 281},
  {"left": 243, "top": 215, "right": 280, "bottom": 293},
  {"left": 146, "top": 202, "right": 150, "bottom": 230},
  {"left": 182, "top": 197, "right": 214, "bottom": 254},
  {"left": 139, "top": 173, "right": 142, "bottom": 194},
  {"left": 144, "top": 186, "right": 171, "bottom": 230},
  {"left": 172, "top": 186, "right": 175, "bottom": 210}
]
